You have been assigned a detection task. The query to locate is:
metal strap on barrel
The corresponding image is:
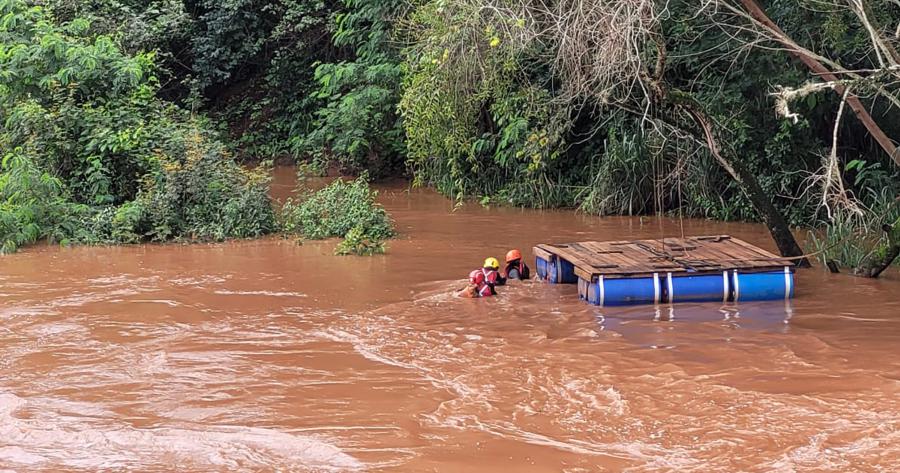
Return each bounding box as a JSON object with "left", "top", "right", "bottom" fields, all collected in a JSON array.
[
  {"left": 722, "top": 271, "right": 730, "bottom": 303},
  {"left": 783, "top": 266, "right": 792, "bottom": 300},
  {"left": 653, "top": 272, "right": 660, "bottom": 304},
  {"left": 666, "top": 273, "right": 674, "bottom": 304},
  {"left": 598, "top": 275, "right": 605, "bottom": 307},
  {"left": 733, "top": 270, "right": 741, "bottom": 302}
]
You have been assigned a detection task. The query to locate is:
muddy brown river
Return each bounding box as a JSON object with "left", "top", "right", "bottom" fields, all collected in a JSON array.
[{"left": 1, "top": 168, "right": 899, "bottom": 472}]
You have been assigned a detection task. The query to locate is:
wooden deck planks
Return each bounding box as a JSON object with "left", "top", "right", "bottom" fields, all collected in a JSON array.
[
  {"left": 572, "top": 241, "right": 661, "bottom": 279},
  {"left": 535, "top": 235, "right": 794, "bottom": 281}
]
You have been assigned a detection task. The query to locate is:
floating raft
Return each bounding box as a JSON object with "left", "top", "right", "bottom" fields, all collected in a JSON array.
[{"left": 534, "top": 235, "right": 795, "bottom": 306}]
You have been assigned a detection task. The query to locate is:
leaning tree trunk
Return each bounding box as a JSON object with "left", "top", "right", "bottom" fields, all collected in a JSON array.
[
  {"left": 854, "top": 219, "right": 900, "bottom": 278},
  {"left": 639, "top": 23, "right": 810, "bottom": 267},
  {"left": 669, "top": 92, "right": 811, "bottom": 267}
]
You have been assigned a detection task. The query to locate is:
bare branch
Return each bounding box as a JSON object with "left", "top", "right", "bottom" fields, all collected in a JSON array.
[{"left": 820, "top": 87, "right": 864, "bottom": 218}]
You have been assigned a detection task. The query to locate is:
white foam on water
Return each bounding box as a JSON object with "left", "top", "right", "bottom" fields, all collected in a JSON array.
[
  {"left": 451, "top": 416, "right": 704, "bottom": 469},
  {"left": 86, "top": 275, "right": 161, "bottom": 286},
  {"left": 0, "top": 392, "right": 362, "bottom": 471},
  {"left": 308, "top": 308, "right": 683, "bottom": 468},
  {"left": 213, "top": 290, "right": 308, "bottom": 298},
  {"left": 127, "top": 298, "right": 184, "bottom": 307},
  {"left": 313, "top": 300, "right": 897, "bottom": 471},
  {"left": 311, "top": 325, "right": 490, "bottom": 415},
  {"left": 169, "top": 275, "right": 230, "bottom": 286},
  {"left": 0, "top": 447, "right": 47, "bottom": 465},
  {"left": 313, "top": 328, "right": 438, "bottom": 376},
  {"left": 25, "top": 322, "right": 87, "bottom": 337},
  {"left": 0, "top": 287, "right": 151, "bottom": 319}
]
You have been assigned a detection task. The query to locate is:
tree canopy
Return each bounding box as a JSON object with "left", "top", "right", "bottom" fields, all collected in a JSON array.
[{"left": 1, "top": 0, "right": 897, "bottom": 270}]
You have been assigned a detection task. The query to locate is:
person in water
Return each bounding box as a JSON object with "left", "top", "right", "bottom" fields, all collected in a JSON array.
[
  {"left": 504, "top": 249, "right": 531, "bottom": 280},
  {"left": 459, "top": 269, "right": 493, "bottom": 298},
  {"left": 458, "top": 258, "right": 506, "bottom": 298},
  {"left": 482, "top": 257, "right": 506, "bottom": 289}
]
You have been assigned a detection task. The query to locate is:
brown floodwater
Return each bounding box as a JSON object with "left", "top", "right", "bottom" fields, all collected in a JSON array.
[{"left": 1, "top": 167, "right": 899, "bottom": 472}]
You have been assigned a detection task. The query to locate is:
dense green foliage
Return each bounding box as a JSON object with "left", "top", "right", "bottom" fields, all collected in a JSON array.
[
  {"left": 301, "top": 0, "right": 405, "bottom": 176},
  {"left": 0, "top": 0, "right": 273, "bottom": 253},
  {"left": 400, "top": 0, "right": 567, "bottom": 206},
  {"left": 2, "top": 0, "right": 898, "bottom": 266},
  {"left": 0, "top": 152, "right": 74, "bottom": 253},
  {"left": 399, "top": 0, "right": 899, "bottom": 224},
  {"left": 280, "top": 175, "right": 394, "bottom": 255}
]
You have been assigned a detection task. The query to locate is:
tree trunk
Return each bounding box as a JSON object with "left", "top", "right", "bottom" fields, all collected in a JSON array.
[
  {"left": 675, "top": 98, "right": 810, "bottom": 266},
  {"left": 637, "top": 9, "right": 809, "bottom": 266},
  {"left": 854, "top": 219, "right": 900, "bottom": 278},
  {"left": 738, "top": 0, "right": 900, "bottom": 166}
]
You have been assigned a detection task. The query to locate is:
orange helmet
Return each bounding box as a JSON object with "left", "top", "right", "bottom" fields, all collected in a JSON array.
[
  {"left": 505, "top": 249, "right": 523, "bottom": 263},
  {"left": 469, "top": 269, "right": 485, "bottom": 285}
]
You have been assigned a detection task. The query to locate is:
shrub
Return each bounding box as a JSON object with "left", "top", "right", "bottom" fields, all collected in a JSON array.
[
  {"left": 334, "top": 225, "right": 387, "bottom": 256},
  {"left": 577, "top": 126, "right": 655, "bottom": 216},
  {"left": 280, "top": 174, "right": 394, "bottom": 255},
  {"left": 0, "top": 153, "right": 57, "bottom": 253},
  {"left": 0, "top": 151, "right": 91, "bottom": 253},
  {"left": 129, "top": 129, "right": 276, "bottom": 242}
]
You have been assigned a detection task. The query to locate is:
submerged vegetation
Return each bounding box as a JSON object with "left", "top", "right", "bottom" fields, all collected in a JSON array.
[
  {"left": 1, "top": 0, "right": 898, "bottom": 270},
  {"left": 280, "top": 175, "right": 394, "bottom": 255},
  {"left": 809, "top": 190, "right": 900, "bottom": 275}
]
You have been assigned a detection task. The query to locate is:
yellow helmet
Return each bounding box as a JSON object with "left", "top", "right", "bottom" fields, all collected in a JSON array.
[{"left": 484, "top": 257, "right": 500, "bottom": 269}]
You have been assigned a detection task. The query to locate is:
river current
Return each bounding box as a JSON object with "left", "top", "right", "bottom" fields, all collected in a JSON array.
[{"left": 1, "top": 168, "right": 898, "bottom": 472}]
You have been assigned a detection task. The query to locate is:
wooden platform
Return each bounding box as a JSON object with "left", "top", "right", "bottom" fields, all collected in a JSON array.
[{"left": 534, "top": 235, "right": 794, "bottom": 281}]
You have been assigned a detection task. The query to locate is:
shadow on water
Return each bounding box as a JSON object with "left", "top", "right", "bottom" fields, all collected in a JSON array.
[{"left": 594, "top": 301, "right": 794, "bottom": 348}]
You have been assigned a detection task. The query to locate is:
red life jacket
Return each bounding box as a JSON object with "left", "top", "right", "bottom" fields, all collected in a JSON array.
[
  {"left": 469, "top": 269, "right": 493, "bottom": 297},
  {"left": 482, "top": 267, "right": 500, "bottom": 285}
]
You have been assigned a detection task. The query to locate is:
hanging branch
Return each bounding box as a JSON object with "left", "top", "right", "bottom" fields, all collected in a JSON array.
[
  {"left": 714, "top": 0, "right": 900, "bottom": 166},
  {"left": 771, "top": 66, "right": 900, "bottom": 123},
  {"left": 818, "top": 87, "right": 863, "bottom": 219},
  {"left": 671, "top": 91, "right": 810, "bottom": 266}
]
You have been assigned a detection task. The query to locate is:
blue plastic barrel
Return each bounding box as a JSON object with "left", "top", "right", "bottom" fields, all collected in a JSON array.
[
  {"left": 732, "top": 267, "right": 794, "bottom": 302},
  {"left": 587, "top": 278, "right": 603, "bottom": 305},
  {"left": 543, "top": 255, "right": 577, "bottom": 284},
  {"left": 666, "top": 271, "right": 730, "bottom": 303},
  {"left": 536, "top": 257, "right": 549, "bottom": 280},
  {"left": 577, "top": 277, "right": 590, "bottom": 301},
  {"left": 578, "top": 277, "right": 604, "bottom": 305},
  {"left": 582, "top": 274, "right": 661, "bottom": 306}
]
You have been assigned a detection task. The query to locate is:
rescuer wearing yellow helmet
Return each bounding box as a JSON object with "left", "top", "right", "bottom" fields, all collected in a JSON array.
[
  {"left": 479, "top": 256, "right": 506, "bottom": 295},
  {"left": 484, "top": 257, "right": 501, "bottom": 270}
]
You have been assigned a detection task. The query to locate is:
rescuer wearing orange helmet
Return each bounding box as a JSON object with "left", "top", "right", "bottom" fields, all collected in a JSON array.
[{"left": 504, "top": 249, "right": 531, "bottom": 280}]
